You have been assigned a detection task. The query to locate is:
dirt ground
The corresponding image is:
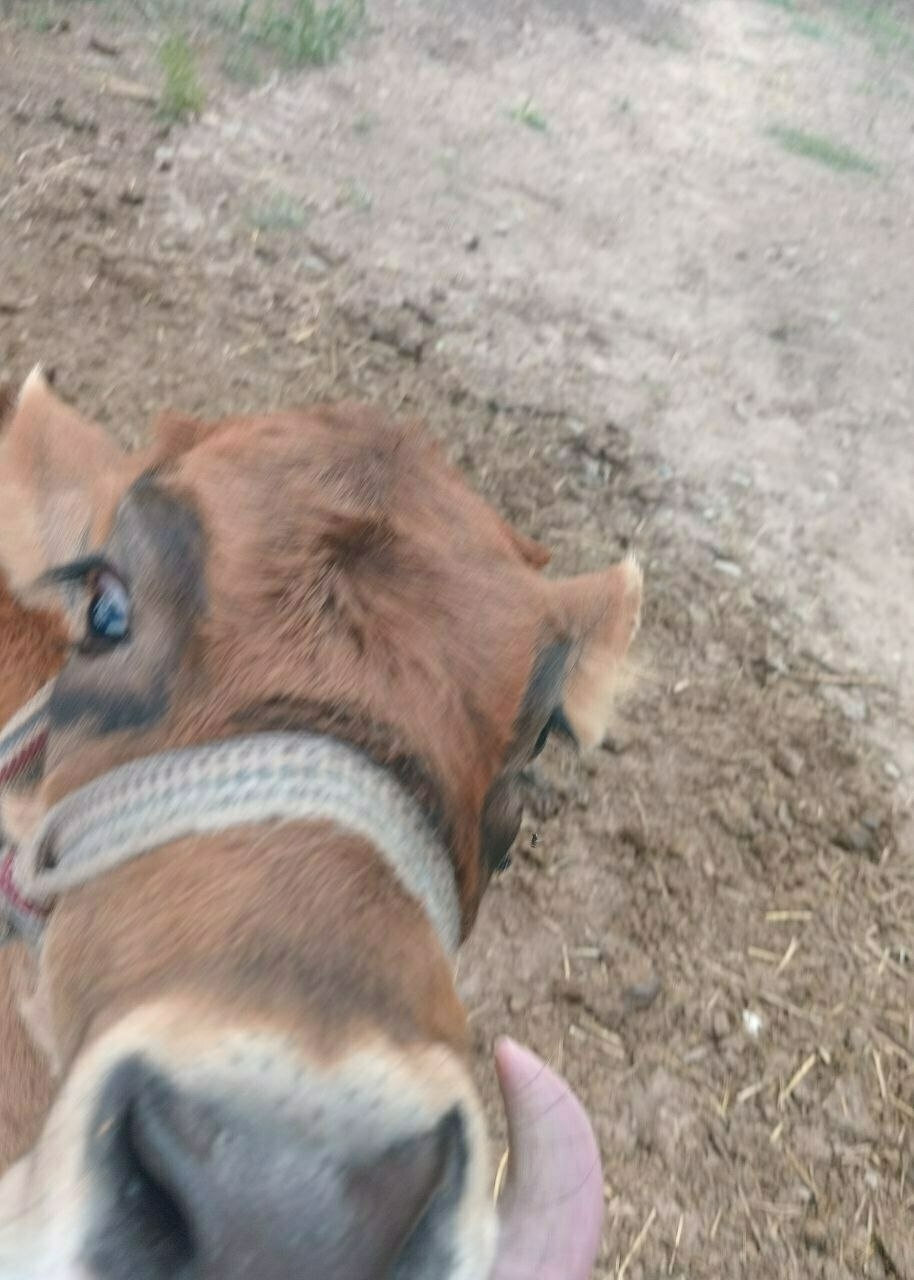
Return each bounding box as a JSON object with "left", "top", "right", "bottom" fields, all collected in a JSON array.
[{"left": 1, "top": 0, "right": 913, "bottom": 1275}]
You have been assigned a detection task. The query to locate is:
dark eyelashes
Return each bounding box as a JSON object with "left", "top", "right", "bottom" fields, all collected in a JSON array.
[{"left": 38, "top": 555, "right": 123, "bottom": 590}]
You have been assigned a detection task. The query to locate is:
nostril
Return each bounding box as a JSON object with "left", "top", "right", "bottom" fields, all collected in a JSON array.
[
  {"left": 347, "top": 1106, "right": 469, "bottom": 1279},
  {"left": 86, "top": 1059, "right": 471, "bottom": 1280},
  {"left": 87, "top": 1059, "right": 197, "bottom": 1279},
  {"left": 121, "top": 1096, "right": 196, "bottom": 1263}
]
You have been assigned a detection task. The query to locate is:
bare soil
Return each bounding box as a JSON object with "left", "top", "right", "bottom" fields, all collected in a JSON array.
[{"left": 1, "top": 1, "right": 912, "bottom": 1275}]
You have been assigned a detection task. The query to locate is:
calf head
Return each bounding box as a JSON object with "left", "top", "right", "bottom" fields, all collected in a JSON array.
[{"left": 0, "top": 370, "right": 641, "bottom": 1280}]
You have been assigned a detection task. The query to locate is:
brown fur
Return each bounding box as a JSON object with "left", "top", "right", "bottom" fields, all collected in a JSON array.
[
  {"left": 0, "top": 943, "right": 54, "bottom": 1169},
  {"left": 0, "top": 375, "right": 640, "bottom": 1276},
  {"left": 0, "top": 580, "right": 69, "bottom": 1169},
  {"left": 42, "top": 825, "right": 467, "bottom": 1075},
  {"left": 0, "top": 587, "right": 67, "bottom": 724}
]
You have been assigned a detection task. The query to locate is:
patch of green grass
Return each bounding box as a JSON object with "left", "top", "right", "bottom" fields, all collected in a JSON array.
[
  {"left": 337, "top": 177, "right": 372, "bottom": 212},
  {"left": 352, "top": 110, "right": 377, "bottom": 135},
  {"left": 833, "top": 0, "right": 914, "bottom": 55},
  {"left": 222, "top": 40, "right": 265, "bottom": 85},
  {"left": 158, "top": 32, "right": 206, "bottom": 121},
  {"left": 642, "top": 28, "right": 692, "bottom": 52},
  {"left": 509, "top": 98, "right": 548, "bottom": 132},
  {"left": 792, "top": 17, "right": 829, "bottom": 39},
  {"left": 241, "top": 0, "right": 365, "bottom": 67},
  {"left": 767, "top": 124, "right": 878, "bottom": 173},
  {"left": 19, "top": 1, "right": 59, "bottom": 32},
  {"left": 248, "top": 191, "right": 310, "bottom": 230}
]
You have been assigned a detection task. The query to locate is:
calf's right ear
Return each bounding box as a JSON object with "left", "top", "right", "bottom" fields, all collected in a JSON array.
[{"left": 0, "top": 368, "right": 129, "bottom": 595}]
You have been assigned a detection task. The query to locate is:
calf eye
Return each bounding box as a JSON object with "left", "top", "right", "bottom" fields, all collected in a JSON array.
[{"left": 86, "top": 572, "right": 131, "bottom": 648}]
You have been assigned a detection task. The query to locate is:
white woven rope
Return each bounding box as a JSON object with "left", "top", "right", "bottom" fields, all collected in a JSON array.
[
  {"left": 14, "top": 732, "right": 461, "bottom": 954},
  {"left": 0, "top": 679, "right": 53, "bottom": 781}
]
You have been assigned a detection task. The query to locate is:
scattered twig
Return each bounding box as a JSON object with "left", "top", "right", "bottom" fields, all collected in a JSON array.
[
  {"left": 618, "top": 1207, "right": 656, "bottom": 1279},
  {"left": 738, "top": 1183, "right": 763, "bottom": 1252},
  {"left": 0, "top": 295, "right": 37, "bottom": 314},
  {"left": 493, "top": 1148, "right": 509, "bottom": 1204},
  {"left": 758, "top": 989, "right": 823, "bottom": 1027},
  {"left": 784, "top": 1146, "right": 819, "bottom": 1201},
  {"left": 776, "top": 936, "right": 799, "bottom": 974},
  {"left": 890, "top": 1095, "right": 914, "bottom": 1124},
  {"left": 781, "top": 671, "right": 889, "bottom": 690},
  {"left": 779, "top": 1053, "right": 817, "bottom": 1109},
  {"left": 668, "top": 1214, "right": 683, "bottom": 1275},
  {"left": 100, "top": 75, "right": 156, "bottom": 105},
  {"left": 89, "top": 35, "right": 120, "bottom": 57}
]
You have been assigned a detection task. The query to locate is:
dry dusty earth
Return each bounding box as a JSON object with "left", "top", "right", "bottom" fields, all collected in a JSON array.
[{"left": 1, "top": 0, "right": 913, "bottom": 1275}]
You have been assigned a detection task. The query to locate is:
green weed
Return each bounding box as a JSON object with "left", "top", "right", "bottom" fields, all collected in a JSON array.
[
  {"left": 352, "top": 110, "right": 377, "bottom": 135},
  {"left": 249, "top": 191, "right": 310, "bottom": 230},
  {"left": 509, "top": 98, "right": 548, "bottom": 132},
  {"left": 833, "top": 0, "right": 914, "bottom": 55},
  {"left": 222, "top": 40, "right": 265, "bottom": 84},
  {"left": 338, "top": 177, "right": 372, "bottom": 212},
  {"left": 158, "top": 32, "right": 206, "bottom": 121},
  {"left": 767, "top": 124, "right": 878, "bottom": 173},
  {"left": 792, "top": 17, "right": 829, "bottom": 39},
  {"left": 242, "top": 0, "right": 365, "bottom": 67}
]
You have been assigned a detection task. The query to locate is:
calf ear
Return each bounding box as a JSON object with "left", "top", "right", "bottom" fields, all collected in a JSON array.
[
  {"left": 504, "top": 523, "right": 551, "bottom": 570},
  {"left": 0, "top": 368, "right": 127, "bottom": 593},
  {"left": 548, "top": 556, "right": 643, "bottom": 749}
]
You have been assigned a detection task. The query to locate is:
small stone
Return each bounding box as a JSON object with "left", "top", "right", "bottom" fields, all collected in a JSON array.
[
  {"left": 89, "top": 34, "right": 120, "bottom": 57},
  {"left": 822, "top": 685, "right": 867, "bottom": 723},
  {"left": 742, "top": 1009, "right": 763, "bottom": 1038},
  {"left": 554, "top": 980, "right": 585, "bottom": 1005},
  {"left": 624, "top": 974, "right": 662, "bottom": 1011},
  {"left": 713, "top": 558, "right": 743, "bottom": 578},
  {"left": 846, "top": 1025, "right": 868, "bottom": 1054},
  {"left": 773, "top": 746, "right": 804, "bottom": 779},
  {"left": 802, "top": 1217, "right": 828, "bottom": 1252},
  {"left": 711, "top": 1009, "right": 730, "bottom": 1040},
  {"left": 508, "top": 992, "right": 530, "bottom": 1015},
  {"left": 155, "top": 146, "right": 176, "bottom": 172},
  {"left": 884, "top": 760, "right": 901, "bottom": 780},
  {"left": 463, "top": 233, "right": 480, "bottom": 251},
  {"left": 832, "top": 824, "right": 875, "bottom": 856},
  {"left": 714, "top": 796, "right": 758, "bottom": 840}
]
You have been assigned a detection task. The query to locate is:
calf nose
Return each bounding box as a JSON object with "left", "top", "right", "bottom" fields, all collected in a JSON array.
[{"left": 86, "top": 1058, "right": 462, "bottom": 1280}]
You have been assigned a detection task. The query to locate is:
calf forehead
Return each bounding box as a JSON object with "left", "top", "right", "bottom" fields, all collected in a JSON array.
[{"left": 177, "top": 407, "right": 529, "bottom": 564}]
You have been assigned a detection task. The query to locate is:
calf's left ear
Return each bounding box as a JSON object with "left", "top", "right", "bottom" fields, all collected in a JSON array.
[{"left": 509, "top": 555, "right": 643, "bottom": 760}]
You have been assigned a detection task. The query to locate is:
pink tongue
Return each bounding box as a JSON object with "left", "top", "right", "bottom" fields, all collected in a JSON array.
[{"left": 491, "top": 1038, "right": 604, "bottom": 1280}]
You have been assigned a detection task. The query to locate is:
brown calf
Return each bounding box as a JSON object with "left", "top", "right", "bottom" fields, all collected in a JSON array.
[{"left": 0, "top": 370, "right": 640, "bottom": 1280}]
